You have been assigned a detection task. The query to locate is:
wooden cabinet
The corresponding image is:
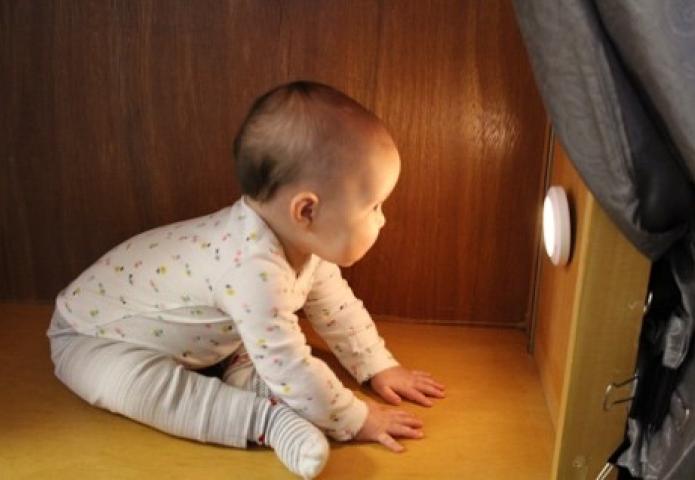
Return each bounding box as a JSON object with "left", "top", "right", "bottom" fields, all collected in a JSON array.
[{"left": 534, "top": 138, "right": 650, "bottom": 479}]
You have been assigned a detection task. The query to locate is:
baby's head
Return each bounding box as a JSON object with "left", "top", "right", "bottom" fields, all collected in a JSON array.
[{"left": 233, "top": 81, "right": 400, "bottom": 268}]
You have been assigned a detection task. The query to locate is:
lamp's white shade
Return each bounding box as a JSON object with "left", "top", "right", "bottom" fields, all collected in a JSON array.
[{"left": 542, "top": 186, "right": 571, "bottom": 266}]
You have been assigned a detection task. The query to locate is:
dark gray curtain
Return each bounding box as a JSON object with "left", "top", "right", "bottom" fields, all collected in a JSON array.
[{"left": 512, "top": 1, "right": 695, "bottom": 479}]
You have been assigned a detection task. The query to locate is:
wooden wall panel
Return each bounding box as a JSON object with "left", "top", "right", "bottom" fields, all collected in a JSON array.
[
  {"left": 1, "top": 0, "right": 548, "bottom": 325},
  {"left": 345, "top": 0, "right": 549, "bottom": 324}
]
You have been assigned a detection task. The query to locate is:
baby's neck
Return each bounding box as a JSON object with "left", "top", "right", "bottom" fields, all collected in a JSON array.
[
  {"left": 244, "top": 196, "right": 311, "bottom": 277},
  {"left": 281, "top": 246, "right": 312, "bottom": 278}
]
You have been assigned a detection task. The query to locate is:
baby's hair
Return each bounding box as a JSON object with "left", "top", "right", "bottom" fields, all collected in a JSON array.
[{"left": 233, "top": 81, "right": 382, "bottom": 202}]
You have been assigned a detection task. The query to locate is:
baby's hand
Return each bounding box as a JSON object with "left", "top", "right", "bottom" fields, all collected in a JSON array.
[
  {"left": 370, "top": 366, "right": 446, "bottom": 407},
  {"left": 354, "top": 399, "right": 424, "bottom": 452}
]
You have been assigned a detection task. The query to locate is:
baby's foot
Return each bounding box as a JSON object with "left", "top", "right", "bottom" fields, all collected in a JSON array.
[{"left": 254, "top": 399, "right": 329, "bottom": 479}]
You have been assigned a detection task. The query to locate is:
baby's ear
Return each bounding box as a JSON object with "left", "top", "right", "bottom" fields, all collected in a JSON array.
[{"left": 290, "top": 191, "right": 319, "bottom": 227}]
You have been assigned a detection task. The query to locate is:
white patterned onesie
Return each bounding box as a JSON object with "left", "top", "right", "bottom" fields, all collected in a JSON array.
[{"left": 56, "top": 196, "right": 399, "bottom": 440}]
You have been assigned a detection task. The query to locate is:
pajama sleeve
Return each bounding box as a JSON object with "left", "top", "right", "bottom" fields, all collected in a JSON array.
[
  {"left": 212, "top": 253, "right": 368, "bottom": 441},
  {"left": 303, "top": 260, "right": 400, "bottom": 384}
]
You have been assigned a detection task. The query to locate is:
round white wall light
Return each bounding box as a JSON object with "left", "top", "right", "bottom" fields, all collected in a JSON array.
[{"left": 542, "top": 186, "right": 571, "bottom": 266}]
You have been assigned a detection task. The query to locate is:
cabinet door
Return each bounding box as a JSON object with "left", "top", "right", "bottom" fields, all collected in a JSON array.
[{"left": 552, "top": 192, "right": 650, "bottom": 479}]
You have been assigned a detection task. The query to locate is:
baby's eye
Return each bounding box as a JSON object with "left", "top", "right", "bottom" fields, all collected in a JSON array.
[{"left": 373, "top": 203, "right": 381, "bottom": 212}]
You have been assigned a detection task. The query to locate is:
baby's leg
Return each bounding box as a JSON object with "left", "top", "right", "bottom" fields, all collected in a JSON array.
[
  {"left": 221, "top": 347, "right": 274, "bottom": 399},
  {"left": 49, "top": 325, "right": 255, "bottom": 447},
  {"left": 47, "top": 310, "right": 328, "bottom": 478}
]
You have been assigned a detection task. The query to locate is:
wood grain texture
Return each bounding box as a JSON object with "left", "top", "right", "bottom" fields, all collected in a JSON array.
[{"left": 1, "top": 0, "right": 549, "bottom": 325}]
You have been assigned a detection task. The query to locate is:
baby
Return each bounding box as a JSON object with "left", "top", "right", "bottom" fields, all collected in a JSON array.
[{"left": 47, "top": 81, "right": 445, "bottom": 479}]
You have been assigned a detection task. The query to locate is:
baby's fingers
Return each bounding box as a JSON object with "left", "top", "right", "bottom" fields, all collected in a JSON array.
[
  {"left": 396, "top": 411, "right": 424, "bottom": 428},
  {"left": 417, "top": 382, "right": 446, "bottom": 399},
  {"left": 403, "top": 387, "right": 434, "bottom": 407},
  {"left": 376, "top": 385, "right": 403, "bottom": 406},
  {"left": 414, "top": 371, "right": 446, "bottom": 390},
  {"left": 426, "top": 379, "right": 446, "bottom": 391},
  {"left": 377, "top": 432, "right": 405, "bottom": 453},
  {"left": 389, "top": 423, "right": 424, "bottom": 439}
]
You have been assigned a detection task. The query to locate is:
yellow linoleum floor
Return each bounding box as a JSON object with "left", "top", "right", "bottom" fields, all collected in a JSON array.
[{"left": 0, "top": 304, "right": 553, "bottom": 479}]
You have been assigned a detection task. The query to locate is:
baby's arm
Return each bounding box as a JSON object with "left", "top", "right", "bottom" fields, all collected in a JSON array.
[
  {"left": 302, "top": 261, "right": 399, "bottom": 382},
  {"left": 304, "top": 261, "right": 445, "bottom": 407},
  {"left": 214, "top": 254, "right": 367, "bottom": 441}
]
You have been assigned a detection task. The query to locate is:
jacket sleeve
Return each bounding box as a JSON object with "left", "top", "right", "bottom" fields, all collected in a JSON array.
[
  {"left": 303, "top": 260, "right": 400, "bottom": 384},
  {"left": 213, "top": 253, "right": 367, "bottom": 441}
]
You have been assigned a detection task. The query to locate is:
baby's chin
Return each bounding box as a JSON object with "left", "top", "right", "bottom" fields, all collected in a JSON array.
[
  {"left": 333, "top": 252, "right": 368, "bottom": 268},
  {"left": 317, "top": 246, "right": 373, "bottom": 267}
]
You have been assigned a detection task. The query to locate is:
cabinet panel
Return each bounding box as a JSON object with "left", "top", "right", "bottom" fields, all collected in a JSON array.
[
  {"left": 535, "top": 140, "right": 649, "bottom": 479},
  {"left": 534, "top": 140, "right": 590, "bottom": 427}
]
